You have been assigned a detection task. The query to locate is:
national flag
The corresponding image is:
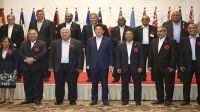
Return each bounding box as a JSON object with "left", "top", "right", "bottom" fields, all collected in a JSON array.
[
  {"left": 179, "top": 6, "right": 182, "bottom": 20},
  {"left": 189, "top": 6, "right": 194, "bottom": 21},
  {"left": 86, "top": 8, "right": 90, "bottom": 24},
  {"left": 152, "top": 7, "right": 158, "bottom": 27},
  {"left": 119, "top": 7, "right": 122, "bottom": 16},
  {"left": 19, "top": 9, "right": 26, "bottom": 37},
  {"left": 130, "top": 8, "right": 136, "bottom": 28},
  {"left": 98, "top": 8, "right": 102, "bottom": 24},
  {"left": 167, "top": 7, "right": 171, "bottom": 21},
  {"left": 74, "top": 8, "right": 79, "bottom": 23},
  {"left": 30, "top": 8, "right": 36, "bottom": 23},
  {"left": 143, "top": 7, "right": 147, "bottom": 16},
  {"left": 53, "top": 8, "right": 60, "bottom": 27},
  {"left": 0, "top": 9, "right": 6, "bottom": 26}
]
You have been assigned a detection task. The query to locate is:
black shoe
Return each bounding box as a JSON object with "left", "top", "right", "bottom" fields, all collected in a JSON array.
[
  {"left": 112, "top": 79, "right": 119, "bottom": 83},
  {"left": 198, "top": 101, "right": 200, "bottom": 105},
  {"left": 151, "top": 100, "right": 164, "bottom": 105},
  {"left": 122, "top": 101, "right": 129, "bottom": 105},
  {"left": 70, "top": 101, "right": 76, "bottom": 105},
  {"left": 34, "top": 100, "right": 41, "bottom": 106},
  {"left": 20, "top": 100, "right": 34, "bottom": 104},
  {"left": 136, "top": 101, "right": 141, "bottom": 106},
  {"left": 90, "top": 100, "right": 97, "bottom": 105},
  {"left": 86, "top": 79, "right": 91, "bottom": 82},
  {"left": 0, "top": 100, "right": 5, "bottom": 104},
  {"left": 181, "top": 101, "right": 190, "bottom": 106},
  {"left": 103, "top": 101, "right": 109, "bottom": 106},
  {"left": 164, "top": 101, "right": 171, "bottom": 106},
  {"left": 54, "top": 101, "right": 63, "bottom": 105}
]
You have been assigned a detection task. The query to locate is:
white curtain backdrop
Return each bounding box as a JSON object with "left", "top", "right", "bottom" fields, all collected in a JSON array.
[{"left": 1, "top": 0, "right": 200, "bottom": 34}]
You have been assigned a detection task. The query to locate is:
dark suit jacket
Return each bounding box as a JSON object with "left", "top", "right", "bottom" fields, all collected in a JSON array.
[
  {"left": 48, "top": 38, "right": 84, "bottom": 72},
  {"left": 110, "top": 25, "right": 132, "bottom": 48},
  {"left": 29, "top": 19, "right": 56, "bottom": 48},
  {"left": 82, "top": 24, "right": 109, "bottom": 47},
  {"left": 0, "top": 24, "right": 24, "bottom": 48},
  {"left": 148, "top": 37, "right": 176, "bottom": 80},
  {"left": 162, "top": 20, "right": 188, "bottom": 41},
  {"left": 18, "top": 40, "right": 47, "bottom": 72},
  {"left": 57, "top": 22, "right": 82, "bottom": 41},
  {"left": 133, "top": 25, "right": 157, "bottom": 45},
  {"left": 0, "top": 48, "right": 17, "bottom": 74},
  {"left": 86, "top": 36, "right": 113, "bottom": 69},
  {"left": 116, "top": 41, "right": 144, "bottom": 73},
  {"left": 180, "top": 35, "right": 200, "bottom": 74}
]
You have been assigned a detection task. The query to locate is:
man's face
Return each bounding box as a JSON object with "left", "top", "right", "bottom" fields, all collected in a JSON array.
[
  {"left": 141, "top": 16, "right": 150, "bottom": 26},
  {"left": 60, "top": 29, "right": 71, "bottom": 40},
  {"left": 157, "top": 28, "right": 167, "bottom": 39},
  {"left": 94, "top": 26, "right": 104, "bottom": 37},
  {"left": 65, "top": 13, "right": 73, "bottom": 23},
  {"left": 171, "top": 11, "right": 181, "bottom": 23},
  {"left": 90, "top": 14, "right": 98, "bottom": 25},
  {"left": 28, "top": 30, "right": 38, "bottom": 42},
  {"left": 7, "top": 16, "right": 15, "bottom": 25},
  {"left": 36, "top": 11, "right": 45, "bottom": 21},
  {"left": 117, "top": 17, "right": 126, "bottom": 26},
  {"left": 125, "top": 31, "right": 134, "bottom": 42},
  {"left": 188, "top": 24, "right": 198, "bottom": 36}
]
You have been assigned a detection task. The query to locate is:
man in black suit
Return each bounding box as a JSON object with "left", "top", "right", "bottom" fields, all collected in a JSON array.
[
  {"left": 18, "top": 29, "right": 47, "bottom": 105},
  {"left": 134, "top": 16, "right": 157, "bottom": 81},
  {"left": 179, "top": 24, "right": 200, "bottom": 105},
  {"left": 82, "top": 12, "right": 109, "bottom": 82},
  {"left": 48, "top": 27, "right": 84, "bottom": 105},
  {"left": 0, "top": 14, "right": 24, "bottom": 48},
  {"left": 29, "top": 9, "right": 56, "bottom": 81},
  {"left": 116, "top": 29, "right": 144, "bottom": 105},
  {"left": 148, "top": 26, "right": 177, "bottom": 106},
  {"left": 57, "top": 13, "right": 82, "bottom": 41},
  {"left": 110, "top": 16, "right": 132, "bottom": 82}
]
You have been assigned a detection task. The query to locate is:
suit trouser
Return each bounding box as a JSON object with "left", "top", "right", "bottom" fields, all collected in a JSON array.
[
  {"left": 54, "top": 64, "right": 79, "bottom": 102},
  {"left": 42, "top": 52, "right": 50, "bottom": 79},
  {"left": 23, "top": 71, "right": 43, "bottom": 101},
  {"left": 112, "top": 50, "right": 120, "bottom": 81},
  {"left": 90, "top": 67, "right": 109, "bottom": 101},
  {"left": 141, "top": 44, "right": 149, "bottom": 81},
  {"left": 154, "top": 70, "right": 175, "bottom": 102},
  {"left": 121, "top": 65, "right": 142, "bottom": 102},
  {"left": 183, "top": 61, "right": 200, "bottom": 102}
]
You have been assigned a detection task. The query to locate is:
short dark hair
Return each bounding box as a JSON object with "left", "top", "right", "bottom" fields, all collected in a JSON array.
[
  {"left": 36, "top": 9, "right": 44, "bottom": 13},
  {"left": 94, "top": 24, "right": 105, "bottom": 31},
  {"left": 124, "top": 28, "right": 134, "bottom": 36}
]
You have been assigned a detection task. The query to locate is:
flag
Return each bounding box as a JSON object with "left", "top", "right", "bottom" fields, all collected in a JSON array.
[
  {"left": 53, "top": 8, "right": 60, "bottom": 27},
  {"left": 30, "top": 8, "right": 36, "bottom": 23},
  {"left": 143, "top": 7, "right": 147, "bottom": 16},
  {"left": 152, "top": 7, "right": 158, "bottom": 27},
  {"left": 0, "top": 9, "right": 6, "bottom": 26},
  {"left": 98, "top": 8, "right": 102, "bottom": 24},
  {"left": 189, "top": 6, "right": 194, "bottom": 21},
  {"left": 74, "top": 8, "right": 79, "bottom": 23},
  {"left": 179, "top": 6, "right": 183, "bottom": 20},
  {"left": 119, "top": 8, "right": 122, "bottom": 16},
  {"left": 86, "top": 8, "right": 90, "bottom": 24},
  {"left": 167, "top": 7, "right": 171, "bottom": 21},
  {"left": 130, "top": 8, "right": 136, "bottom": 28},
  {"left": 19, "top": 9, "right": 26, "bottom": 37}
]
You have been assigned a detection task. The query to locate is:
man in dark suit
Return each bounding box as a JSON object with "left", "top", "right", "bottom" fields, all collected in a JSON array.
[
  {"left": 29, "top": 9, "right": 56, "bottom": 81},
  {"left": 179, "top": 24, "right": 200, "bottom": 105},
  {"left": 134, "top": 16, "right": 157, "bottom": 81},
  {"left": 57, "top": 13, "right": 82, "bottom": 41},
  {"left": 0, "top": 14, "right": 24, "bottom": 48},
  {"left": 116, "top": 29, "right": 144, "bottom": 105},
  {"left": 110, "top": 16, "right": 132, "bottom": 82},
  {"left": 162, "top": 11, "right": 188, "bottom": 78},
  {"left": 148, "top": 26, "right": 177, "bottom": 106},
  {"left": 48, "top": 27, "right": 84, "bottom": 105},
  {"left": 82, "top": 12, "right": 109, "bottom": 82},
  {"left": 86, "top": 24, "right": 113, "bottom": 106},
  {"left": 18, "top": 29, "right": 47, "bottom": 105}
]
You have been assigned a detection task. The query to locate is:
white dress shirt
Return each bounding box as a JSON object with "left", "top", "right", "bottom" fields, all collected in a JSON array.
[
  {"left": 31, "top": 41, "right": 36, "bottom": 49},
  {"left": 92, "top": 25, "right": 96, "bottom": 37},
  {"left": 126, "top": 41, "right": 133, "bottom": 64},
  {"left": 66, "top": 21, "right": 72, "bottom": 30},
  {"left": 8, "top": 24, "right": 14, "bottom": 38},
  {"left": 2, "top": 50, "right": 7, "bottom": 59},
  {"left": 96, "top": 36, "right": 103, "bottom": 50},
  {"left": 173, "top": 21, "right": 181, "bottom": 44},
  {"left": 37, "top": 19, "right": 44, "bottom": 32},
  {"left": 158, "top": 37, "right": 166, "bottom": 53},
  {"left": 142, "top": 25, "right": 149, "bottom": 44},
  {"left": 119, "top": 26, "right": 125, "bottom": 41},
  {"left": 61, "top": 39, "right": 71, "bottom": 63},
  {"left": 189, "top": 34, "right": 198, "bottom": 60}
]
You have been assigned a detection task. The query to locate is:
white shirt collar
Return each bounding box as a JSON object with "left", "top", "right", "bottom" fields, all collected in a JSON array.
[
  {"left": 66, "top": 21, "right": 72, "bottom": 25},
  {"left": 62, "top": 38, "right": 71, "bottom": 43},
  {"left": 126, "top": 41, "right": 133, "bottom": 45},
  {"left": 96, "top": 36, "right": 103, "bottom": 40},
  {"left": 141, "top": 25, "right": 149, "bottom": 28},
  {"left": 159, "top": 36, "right": 166, "bottom": 41},
  {"left": 189, "top": 34, "right": 199, "bottom": 38}
]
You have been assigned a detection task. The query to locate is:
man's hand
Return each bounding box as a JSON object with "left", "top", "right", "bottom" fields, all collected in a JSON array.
[
  {"left": 148, "top": 67, "right": 152, "bottom": 71},
  {"left": 167, "top": 67, "right": 174, "bottom": 73},
  {"left": 117, "top": 69, "right": 122, "bottom": 74},
  {"left": 13, "top": 69, "right": 17, "bottom": 75},
  {"left": 109, "top": 66, "right": 113, "bottom": 73},
  {"left": 86, "top": 66, "right": 90, "bottom": 70},
  {"left": 180, "top": 66, "right": 185, "bottom": 72},
  {"left": 48, "top": 68, "right": 53, "bottom": 72},
  {"left": 78, "top": 69, "right": 83, "bottom": 73},
  {"left": 137, "top": 68, "right": 143, "bottom": 73}
]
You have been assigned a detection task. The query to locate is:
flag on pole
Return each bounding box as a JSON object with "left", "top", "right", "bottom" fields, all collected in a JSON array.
[
  {"left": 53, "top": 8, "right": 60, "bottom": 27},
  {"left": 143, "top": 7, "right": 147, "bottom": 16},
  {"left": 74, "top": 8, "right": 79, "bottom": 23},
  {"left": 19, "top": 8, "right": 26, "bottom": 37},
  {"left": 189, "top": 6, "right": 194, "bottom": 22},
  {"left": 86, "top": 8, "right": 90, "bottom": 24},
  {"left": 0, "top": 8, "right": 6, "bottom": 26},
  {"left": 30, "top": 8, "right": 36, "bottom": 23},
  {"left": 130, "top": 7, "right": 136, "bottom": 28},
  {"left": 153, "top": 7, "right": 158, "bottom": 27},
  {"left": 179, "top": 6, "right": 182, "bottom": 20},
  {"left": 10, "top": 8, "right": 13, "bottom": 15},
  {"left": 98, "top": 7, "right": 102, "bottom": 24},
  {"left": 167, "top": 6, "right": 171, "bottom": 21},
  {"left": 119, "top": 7, "right": 122, "bottom": 16}
]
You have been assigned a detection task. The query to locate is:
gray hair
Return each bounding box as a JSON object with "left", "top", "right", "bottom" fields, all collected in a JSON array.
[{"left": 7, "top": 14, "right": 15, "bottom": 20}]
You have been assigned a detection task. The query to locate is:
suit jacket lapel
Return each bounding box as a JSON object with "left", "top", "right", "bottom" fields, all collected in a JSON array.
[
  {"left": 159, "top": 38, "right": 168, "bottom": 54},
  {"left": 139, "top": 26, "right": 143, "bottom": 42},
  {"left": 89, "top": 25, "right": 94, "bottom": 37},
  {"left": 11, "top": 24, "right": 16, "bottom": 38},
  {"left": 116, "top": 26, "right": 121, "bottom": 41},
  {"left": 155, "top": 38, "right": 159, "bottom": 54},
  {"left": 38, "top": 20, "right": 45, "bottom": 33},
  {"left": 123, "top": 42, "right": 128, "bottom": 62},
  {"left": 98, "top": 37, "right": 105, "bottom": 51}
]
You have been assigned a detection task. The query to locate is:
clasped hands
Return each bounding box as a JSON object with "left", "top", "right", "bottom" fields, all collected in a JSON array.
[{"left": 24, "top": 57, "right": 36, "bottom": 65}]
